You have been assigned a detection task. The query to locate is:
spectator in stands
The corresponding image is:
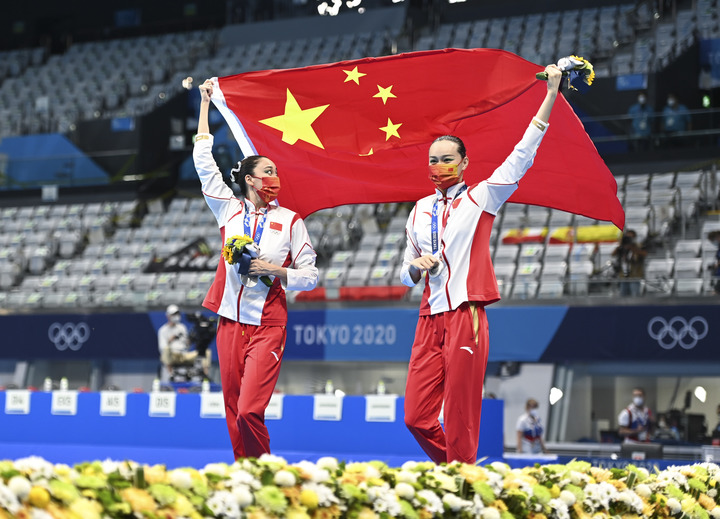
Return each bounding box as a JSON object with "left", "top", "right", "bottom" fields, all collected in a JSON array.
[
  {"left": 516, "top": 398, "right": 547, "bottom": 454},
  {"left": 193, "top": 79, "right": 318, "bottom": 460},
  {"left": 708, "top": 230, "right": 720, "bottom": 294},
  {"left": 400, "top": 64, "right": 563, "bottom": 464},
  {"left": 612, "top": 229, "right": 647, "bottom": 297},
  {"left": 660, "top": 93, "right": 691, "bottom": 147},
  {"left": 618, "top": 387, "right": 653, "bottom": 442},
  {"left": 627, "top": 91, "right": 653, "bottom": 151},
  {"left": 157, "top": 304, "right": 193, "bottom": 382}
]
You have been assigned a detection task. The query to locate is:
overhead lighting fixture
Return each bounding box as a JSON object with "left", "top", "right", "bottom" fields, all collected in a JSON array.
[
  {"left": 549, "top": 387, "right": 563, "bottom": 405},
  {"left": 694, "top": 385, "right": 707, "bottom": 403}
]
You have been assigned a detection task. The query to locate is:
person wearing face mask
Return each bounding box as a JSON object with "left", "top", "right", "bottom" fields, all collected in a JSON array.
[
  {"left": 400, "top": 64, "right": 563, "bottom": 464},
  {"left": 157, "top": 304, "right": 193, "bottom": 383},
  {"left": 627, "top": 91, "right": 653, "bottom": 151},
  {"left": 661, "top": 93, "right": 690, "bottom": 147},
  {"left": 516, "top": 399, "right": 547, "bottom": 454},
  {"left": 618, "top": 387, "right": 653, "bottom": 443},
  {"left": 193, "top": 79, "right": 319, "bottom": 460}
]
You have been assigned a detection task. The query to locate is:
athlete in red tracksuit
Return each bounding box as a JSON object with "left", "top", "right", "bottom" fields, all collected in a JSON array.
[
  {"left": 399, "top": 65, "right": 563, "bottom": 464},
  {"left": 194, "top": 79, "right": 318, "bottom": 459}
]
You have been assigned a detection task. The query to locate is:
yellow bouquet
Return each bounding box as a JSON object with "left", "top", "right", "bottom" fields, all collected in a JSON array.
[{"left": 222, "top": 235, "right": 273, "bottom": 287}]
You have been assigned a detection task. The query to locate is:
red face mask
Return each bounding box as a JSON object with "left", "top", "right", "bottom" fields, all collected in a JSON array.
[
  {"left": 252, "top": 176, "right": 281, "bottom": 203},
  {"left": 428, "top": 163, "right": 460, "bottom": 190}
]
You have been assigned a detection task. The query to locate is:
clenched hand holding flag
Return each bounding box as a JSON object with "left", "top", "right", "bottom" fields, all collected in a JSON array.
[{"left": 208, "top": 48, "right": 624, "bottom": 229}]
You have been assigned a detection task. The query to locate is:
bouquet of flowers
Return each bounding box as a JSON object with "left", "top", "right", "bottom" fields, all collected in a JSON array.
[
  {"left": 537, "top": 55, "right": 595, "bottom": 93},
  {"left": 222, "top": 234, "right": 273, "bottom": 287}
]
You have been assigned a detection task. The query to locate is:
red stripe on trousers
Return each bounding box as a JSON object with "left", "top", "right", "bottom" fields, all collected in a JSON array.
[
  {"left": 403, "top": 301, "right": 489, "bottom": 464},
  {"left": 216, "top": 316, "right": 287, "bottom": 459}
]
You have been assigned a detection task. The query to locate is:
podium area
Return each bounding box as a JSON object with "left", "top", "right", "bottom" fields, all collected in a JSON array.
[{"left": 0, "top": 391, "right": 503, "bottom": 467}]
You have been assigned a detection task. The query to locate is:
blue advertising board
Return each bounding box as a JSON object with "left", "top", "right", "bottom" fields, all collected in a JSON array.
[{"left": 0, "top": 303, "right": 717, "bottom": 363}]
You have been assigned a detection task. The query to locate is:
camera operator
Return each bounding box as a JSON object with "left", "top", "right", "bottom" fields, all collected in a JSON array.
[
  {"left": 612, "top": 229, "right": 647, "bottom": 297},
  {"left": 157, "top": 304, "right": 196, "bottom": 382},
  {"left": 187, "top": 311, "right": 217, "bottom": 379}
]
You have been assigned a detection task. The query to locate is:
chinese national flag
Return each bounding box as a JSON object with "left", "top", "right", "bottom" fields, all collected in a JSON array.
[{"left": 212, "top": 48, "right": 624, "bottom": 229}]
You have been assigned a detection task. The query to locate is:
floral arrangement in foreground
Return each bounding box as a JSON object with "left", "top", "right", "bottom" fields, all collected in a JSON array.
[{"left": 2, "top": 455, "right": 720, "bottom": 519}]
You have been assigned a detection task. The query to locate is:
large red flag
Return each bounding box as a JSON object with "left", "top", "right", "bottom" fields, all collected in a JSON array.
[{"left": 211, "top": 48, "right": 624, "bottom": 229}]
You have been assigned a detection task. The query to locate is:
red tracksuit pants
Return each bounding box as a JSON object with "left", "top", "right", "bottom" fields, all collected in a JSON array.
[
  {"left": 404, "top": 301, "right": 489, "bottom": 464},
  {"left": 216, "top": 316, "right": 286, "bottom": 459}
]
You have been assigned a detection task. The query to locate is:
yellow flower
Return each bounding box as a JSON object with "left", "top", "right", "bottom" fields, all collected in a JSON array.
[
  {"left": 492, "top": 499, "right": 508, "bottom": 511},
  {"left": 68, "top": 497, "right": 102, "bottom": 519},
  {"left": 312, "top": 504, "right": 343, "bottom": 519},
  {"left": 144, "top": 465, "right": 168, "bottom": 485},
  {"left": 286, "top": 506, "right": 312, "bottom": 519},
  {"left": 699, "top": 493, "right": 715, "bottom": 510},
  {"left": 120, "top": 488, "right": 158, "bottom": 513},
  {"left": 27, "top": 486, "right": 50, "bottom": 508},
  {"left": 173, "top": 494, "right": 196, "bottom": 516},
  {"left": 247, "top": 510, "right": 274, "bottom": 519},
  {"left": 356, "top": 507, "right": 379, "bottom": 519},
  {"left": 590, "top": 467, "right": 612, "bottom": 482},
  {"left": 300, "top": 489, "right": 319, "bottom": 510},
  {"left": 549, "top": 484, "right": 560, "bottom": 498},
  {"left": 458, "top": 464, "right": 487, "bottom": 484},
  {"left": 283, "top": 486, "right": 302, "bottom": 506},
  {"left": 45, "top": 502, "right": 76, "bottom": 519}
]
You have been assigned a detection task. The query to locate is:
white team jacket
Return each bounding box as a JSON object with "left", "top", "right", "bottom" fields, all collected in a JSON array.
[
  {"left": 193, "top": 134, "right": 318, "bottom": 325},
  {"left": 400, "top": 120, "right": 548, "bottom": 315}
]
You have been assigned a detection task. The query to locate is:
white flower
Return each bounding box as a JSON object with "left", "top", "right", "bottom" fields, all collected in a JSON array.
[
  {"left": 634, "top": 483, "right": 651, "bottom": 498},
  {"left": 7, "top": 476, "right": 31, "bottom": 500},
  {"left": 401, "top": 460, "right": 418, "bottom": 471},
  {"left": 480, "top": 506, "right": 501, "bottom": 519},
  {"left": 203, "top": 463, "right": 229, "bottom": 477},
  {"left": 616, "top": 490, "right": 644, "bottom": 513},
  {"left": 442, "top": 493, "right": 472, "bottom": 512},
  {"left": 489, "top": 462, "right": 510, "bottom": 476},
  {"left": 365, "top": 465, "right": 381, "bottom": 479},
  {"left": 395, "top": 482, "right": 415, "bottom": 500},
  {"left": 13, "top": 457, "right": 55, "bottom": 481},
  {"left": 368, "top": 485, "right": 401, "bottom": 516},
  {"left": 569, "top": 470, "right": 590, "bottom": 486},
  {"left": 584, "top": 482, "right": 617, "bottom": 510},
  {"left": 168, "top": 469, "right": 193, "bottom": 490},
  {"left": 486, "top": 471, "right": 504, "bottom": 493},
  {"left": 667, "top": 497, "right": 681, "bottom": 514},
  {"left": 100, "top": 459, "right": 136, "bottom": 479},
  {"left": 711, "top": 507, "right": 720, "bottom": 519},
  {"left": 0, "top": 483, "right": 20, "bottom": 515},
  {"left": 559, "top": 490, "right": 576, "bottom": 506},
  {"left": 471, "top": 493, "right": 485, "bottom": 515},
  {"left": 228, "top": 469, "right": 260, "bottom": 490},
  {"left": 258, "top": 453, "right": 287, "bottom": 466},
  {"left": 207, "top": 490, "right": 241, "bottom": 518},
  {"left": 30, "top": 509, "right": 54, "bottom": 519},
  {"left": 316, "top": 457, "right": 339, "bottom": 472},
  {"left": 232, "top": 485, "right": 254, "bottom": 507},
  {"left": 302, "top": 482, "right": 341, "bottom": 507},
  {"left": 710, "top": 488, "right": 718, "bottom": 498},
  {"left": 549, "top": 498, "right": 570, "bottom": 519},
  {"left": 414, "top": 489, "right": 443, "bottom": 515},
  {"left": 293, "top": 461, "right": 330, "bottom": 483},
  {"left": 273, "top": 469, "right": 297, "bottom": 487},
  {"left": 396, "top": 470, "right": 419, "bottom": 484}
]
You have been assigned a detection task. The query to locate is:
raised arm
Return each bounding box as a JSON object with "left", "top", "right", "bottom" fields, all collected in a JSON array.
[
  {"left": 535, "top": 64, "right": 562, "bottom": 124},
  {"left": 193, "top": 79, "right": 240, "bottom": 226}
]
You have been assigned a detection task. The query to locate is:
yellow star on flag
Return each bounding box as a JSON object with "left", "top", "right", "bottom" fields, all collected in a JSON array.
[
  {"left": 343, "top": 66, "right": 366, "bottom": 85},
  {"left": 373, "top": 85, "right": 396, "bottom": 104},
  {"left": 379, "top": 118, "right": 402, "bottom": 141},
  {"left": 259, "top": 89, "right": 329, "bottom": 149}
]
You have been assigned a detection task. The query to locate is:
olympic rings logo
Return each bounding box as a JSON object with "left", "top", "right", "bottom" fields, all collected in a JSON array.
[
  {"left": 48, "top": 322, "right": 91, "bottom": 351},
  {"left": 647, "top": 316, "right": 709, "bottom": 350}
]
